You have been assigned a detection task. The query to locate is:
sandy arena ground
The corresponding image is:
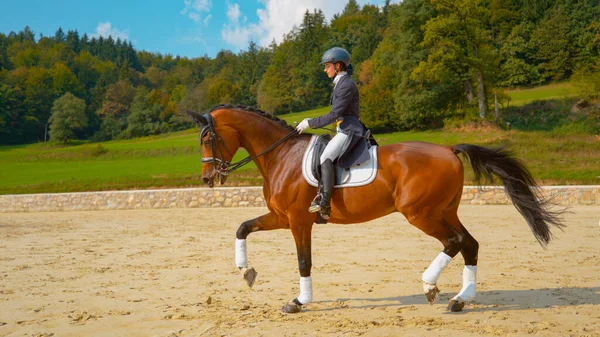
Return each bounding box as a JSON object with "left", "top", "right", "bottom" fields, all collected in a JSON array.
[{"left": 0, "top": 205, "right": 599, "bottom": 337}]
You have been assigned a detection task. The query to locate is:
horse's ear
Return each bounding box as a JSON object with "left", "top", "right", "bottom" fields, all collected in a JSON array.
[{"left": 186, "top": 110, "right": 207, "bottom": 127}]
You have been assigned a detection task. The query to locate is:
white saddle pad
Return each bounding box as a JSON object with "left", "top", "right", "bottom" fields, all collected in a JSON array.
[{"left": 302, "top": 135, "right": 378, "bottom": 188}]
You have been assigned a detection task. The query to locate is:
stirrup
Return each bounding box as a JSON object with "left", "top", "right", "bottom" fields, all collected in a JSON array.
[
  {"left": 309, "top": 204, "right": 321, "bottom": 213},
  {"left": 308, "top": 194, "right": 321, "bottom": 213}
]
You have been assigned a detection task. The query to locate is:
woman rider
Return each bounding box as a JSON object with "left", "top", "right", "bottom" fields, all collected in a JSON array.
[{"left": 295, "top": 47, "right": 369, "bottom": 220}]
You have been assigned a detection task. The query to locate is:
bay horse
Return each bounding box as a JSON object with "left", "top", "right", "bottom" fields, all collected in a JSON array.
[{"left": 187, "top": 105, "right": 564, "bottom": 313}]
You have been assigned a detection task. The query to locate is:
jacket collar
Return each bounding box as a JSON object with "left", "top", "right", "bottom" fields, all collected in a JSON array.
[{"left": 333, "top": 71, "right": 348, "bottom": 88}]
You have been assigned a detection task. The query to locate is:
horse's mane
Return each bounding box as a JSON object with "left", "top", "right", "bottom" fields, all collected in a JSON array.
[{"left": 209, "top": 104, "right": 296, "bottom": 132}]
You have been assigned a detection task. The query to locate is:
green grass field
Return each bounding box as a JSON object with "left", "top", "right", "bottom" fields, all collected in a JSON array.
[
  {"left": 1, "top": 83, "right": 598, "bottom": 195},
  {"left": 505, "top": 82, "right": 578, "bottom": 106}
]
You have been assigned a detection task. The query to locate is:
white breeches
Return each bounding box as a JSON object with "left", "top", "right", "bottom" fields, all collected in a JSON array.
[{"left": 320, "top": 131, "right": 350, "bottom": 164}]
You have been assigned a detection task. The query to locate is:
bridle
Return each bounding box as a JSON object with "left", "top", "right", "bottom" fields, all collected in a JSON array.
[
  {"left": 197, "top": 113, "right": 298, "bottom": 176},
  {"left": 199, "top": 113, "right": 233, "bottom": 176}
]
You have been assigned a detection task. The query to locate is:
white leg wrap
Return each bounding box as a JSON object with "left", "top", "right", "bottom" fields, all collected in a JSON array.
[
  {"left": 235, "top": 239, "right": 247, "bottom": 268},
  {"left": 297, "top": 276, "right": 313, "bottom": 305},
  {"left": 453, "top": 265, "right": 477, "bottom": 302},
  {"left": 422, "top": 252, "right": 452, "bottom": 285}
]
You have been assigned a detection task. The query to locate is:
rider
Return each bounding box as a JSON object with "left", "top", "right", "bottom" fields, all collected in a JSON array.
[{"left": 295, "top": 47, "right": 369, "bottom": 220}]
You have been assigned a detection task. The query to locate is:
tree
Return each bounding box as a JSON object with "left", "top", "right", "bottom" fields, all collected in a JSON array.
[
  {"left": 413, "top": 0, "right": 495, "bottom": 118},
  {"left": 498, "top": 21, "right": 539, "bottom": 86},
  {"left": 361, "top": 0, "right": 443, "bottom": 131},
  {"left": 124, "top": 87, "right": 164, "bottom": 138},
  {"left": 65, "top": 29, "right": 80, "bottom": 53},
  {"left": 20, "top": 26, "right": 36, "bottom": 43},
  {"left": 145, "top": 66, "right": 166, "bottom": 88},
  {"left": 0, "top": 83, "right": 22, "bottom": 143},
  {"left": 343, "top": 0, "right": 360, "bottom": 16},
  {"left": 0, "top": 33, "right": 11, "bottom": 71},
  {"left": 48, "top": 92, "right": 87, "bottom": 144},
  {"left": 73, "top": 50, "right": 100, "bottom": 90},
  {"left": 50, "top": 62, "right": 83, "bottom": 97},
  {"left": 529, "top": 5, "right": 575, "bottom": 82},
  {"left": 10, "top": 45, "right": 40, "bottom": 68},
  {"left": 352, "top": 5, "right": 386, "bottom": 65},
  {"left": 521, "top": 0, "right": 554, "bottom": 22},
  {"left": 290, "top": 9, "right": 330, "bottom": 111},
  {"left": 257, "top": 40, "right": 296, "bottom": 113},
  {"left": 489, "top": 0, "right": 520, "bottom": 41},
  {"left": 98, "top": 79, "right": 135, "bottom": 117},
  {"left": 235, "top": 41, "right": 272, "bottom": 106},
  {"left": 54, "top": 27, "right": 66, "bottom": 43},
  {"left": 24, "top": 67, "right": 53, "bottom": 139}
]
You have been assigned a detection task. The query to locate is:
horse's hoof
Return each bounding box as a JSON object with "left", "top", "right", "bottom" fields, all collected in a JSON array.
[
  {"left": 241, "top": 267, "right": 257, "bottom": 288},
  {"left": 447, "top": 298, "right": 465, "bottom": 312},
  {"left": 424, "top": 284, "right": 440, "bottom": 305},
  {"left": 281, "top": 302, "right": 302, "bottom": 314}
]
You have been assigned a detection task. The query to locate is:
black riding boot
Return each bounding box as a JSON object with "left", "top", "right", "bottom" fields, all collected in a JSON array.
[
  {"left": 317, "top": 159, "right": 334, "bottom": 219},
  {"left": 308, "top": 159, "right": 334, "bottom": 219}
]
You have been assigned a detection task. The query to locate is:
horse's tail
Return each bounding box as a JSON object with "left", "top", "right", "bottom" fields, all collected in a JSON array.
[{"left": 452, "top": 144, "right": 565, "bottom": 247}]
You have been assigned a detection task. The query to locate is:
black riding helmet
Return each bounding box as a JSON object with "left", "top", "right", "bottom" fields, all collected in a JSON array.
[{"left": 320, "top": 47, "right": 350, "bottom": 67}]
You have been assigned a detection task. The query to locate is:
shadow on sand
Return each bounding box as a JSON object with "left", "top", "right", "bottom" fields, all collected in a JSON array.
[{"left": 311, "top": 287, "right": 600, "bottom": 313}]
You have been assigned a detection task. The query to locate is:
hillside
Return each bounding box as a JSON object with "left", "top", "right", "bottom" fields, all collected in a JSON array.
[{"left": 1, "top": 122, "right": 598, "bottom": 195}]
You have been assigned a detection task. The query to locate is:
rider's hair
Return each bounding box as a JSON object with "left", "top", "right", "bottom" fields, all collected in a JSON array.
[{"left": 336, "top": 62, "right": 353, "bottom": 75}]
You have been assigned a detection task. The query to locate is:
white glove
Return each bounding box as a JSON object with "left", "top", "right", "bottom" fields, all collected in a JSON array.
[{"left": 295, "top": 118, "right": 311, "bottom": 134}]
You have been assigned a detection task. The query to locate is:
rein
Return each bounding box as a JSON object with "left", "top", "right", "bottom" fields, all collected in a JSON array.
[{"left": 199, "top": 113, "right": 298, "bottom": 176}]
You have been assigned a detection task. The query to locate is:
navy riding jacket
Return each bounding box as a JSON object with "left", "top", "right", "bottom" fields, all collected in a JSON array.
[{"left": 308, "top": 74, "right": 371, "bottom": 168}]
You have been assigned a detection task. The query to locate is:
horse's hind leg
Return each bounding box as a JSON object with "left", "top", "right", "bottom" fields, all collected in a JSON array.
[
  {"left": 404, "top": 210, "right": 472, "bottom": 308},
  {"left": 235, "top": 212, "right": 288, "bottom": 287},
  {"left": 418, "top": 218, "right": 467, "bottom": 304},
  {"left": 443, "top": 208, "right": 479, "bottom": 312}
]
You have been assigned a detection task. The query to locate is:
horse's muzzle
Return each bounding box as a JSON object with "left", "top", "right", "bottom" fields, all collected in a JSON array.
[
  {"left": 203, "top": 174, "right": 215, "bottom": 188},
  {"left": 202, "top": 172, "right": 227, "bottom": 188}
]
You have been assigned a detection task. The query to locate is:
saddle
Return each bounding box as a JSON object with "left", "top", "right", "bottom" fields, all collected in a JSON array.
[{"left": 302, "top": 135, "right": 378, "bottom": 188}]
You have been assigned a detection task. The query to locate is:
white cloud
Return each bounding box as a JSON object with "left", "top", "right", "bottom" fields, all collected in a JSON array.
[
  {"left": 179, "top": 35, "right": 207, "bottom": 45},
  {"left": 221, "top": 24, "right": 263, "bottom": 51},
  {"left": 182, "top": 0, "right": 212, "bottom": 25},
  {"left": 191, "top": 0, "right": 211, "bottom": 12},
  {"left": 203, "top": 14, "right": 213, "bottom": 26},
  {"left": 93, "top": 22, "right": 129, "bottom": 40},
  {"left": 221, "top": 2, "right": 261, "bottom": 50},
  {"left": 227, "top": 3, "right": 241, "bottom": 23},
  {"left": 188, "top": 12, "right": 201, "bottom": 22},
  {"left": 220, "top": 0, "right": 399, "bottom": 50}
]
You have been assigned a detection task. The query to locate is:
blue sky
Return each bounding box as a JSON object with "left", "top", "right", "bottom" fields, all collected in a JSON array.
[{"left": 0, "top": 0, "right": 395, "bottom": 58}]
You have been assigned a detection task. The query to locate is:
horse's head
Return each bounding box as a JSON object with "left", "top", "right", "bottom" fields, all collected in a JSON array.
[{"left": 187, "top": 110, "right": 242, "bottom": 187}]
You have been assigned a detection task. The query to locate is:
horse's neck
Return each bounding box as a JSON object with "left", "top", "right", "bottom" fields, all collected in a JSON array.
[{"left": 235, "top": 118, "right": 297, "bottom": 175}]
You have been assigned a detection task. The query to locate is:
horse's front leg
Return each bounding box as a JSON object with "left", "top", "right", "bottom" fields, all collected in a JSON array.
[
  {"left": 281, "top": 217, "right": 314, "bottom": 314},
  {"left": 235, "top": 212, "right": 288, "bottom": 287}
]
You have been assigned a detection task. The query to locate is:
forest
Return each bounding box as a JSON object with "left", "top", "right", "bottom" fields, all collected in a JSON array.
[{"left": 1, "top": 0, "right": 599, "bottom": 145}]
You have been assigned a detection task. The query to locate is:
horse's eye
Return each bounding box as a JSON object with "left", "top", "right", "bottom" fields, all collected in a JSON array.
[
  {"left": 200, "top": 128, "right": 210, "bottom": 144},
  {"left": 199, "top": 131, "right": 210, "bottom": 144}
]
